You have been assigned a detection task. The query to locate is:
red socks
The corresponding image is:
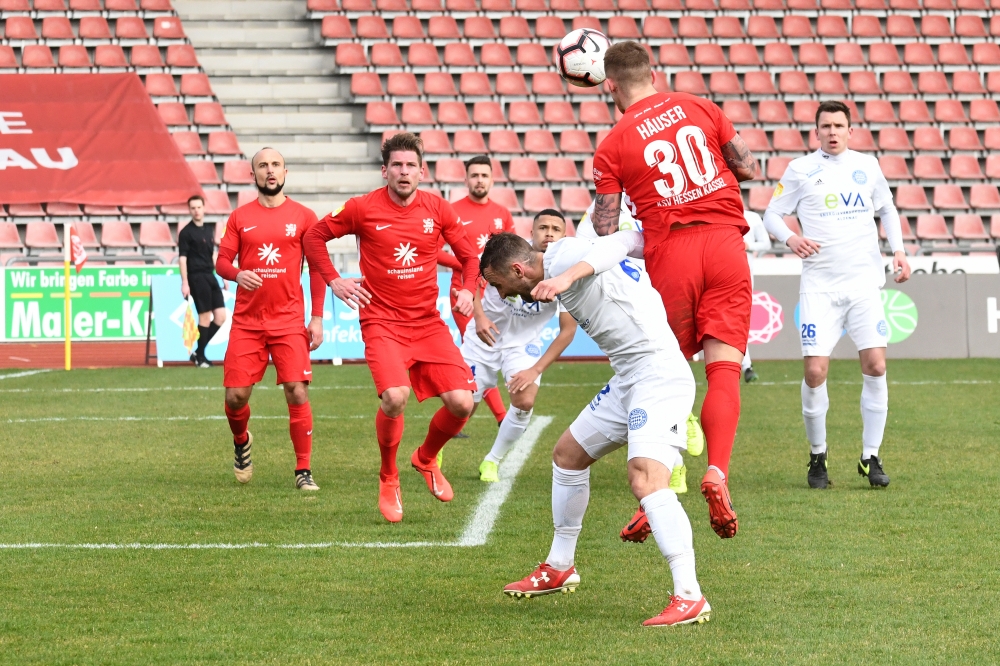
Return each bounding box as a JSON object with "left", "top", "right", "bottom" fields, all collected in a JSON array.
[
  {"left": 482, "top": 387, "right": 507, "bottom": 424},
  {"left": 225, "top": 403, "right": 250, "bottom": 445},
  {"left": 417, "top": 406, "right": 468, "bottom": 465},
  {"left": 376, "top": 407, "right": 404, "bottom": 482},
  {"left": 701, "top": 361, "right": 742, "bottom": 478},
  {"left": 288, "top": 402, "right": 313, "bottom": 471}
]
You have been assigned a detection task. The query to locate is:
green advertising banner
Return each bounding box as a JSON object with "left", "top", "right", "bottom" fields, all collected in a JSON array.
[{"left": 0, "top": 266, "right": 177, "bottom": 342}]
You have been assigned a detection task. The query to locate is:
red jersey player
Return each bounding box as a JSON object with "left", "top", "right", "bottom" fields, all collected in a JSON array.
[
  {"left": 592, "top": 42, "right": 760, "bottom": 539},
  {"left": 215, "top": 148, "right": 326, "bottom": 491},
  {"left": 303, "top": 133, "right": 480, "bottom": 523},
  {"left": 437, "top": 155, "right": 514, "bottom": 428}
]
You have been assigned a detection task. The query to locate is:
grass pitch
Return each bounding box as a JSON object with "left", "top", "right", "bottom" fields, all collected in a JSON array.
[{"left": 1, "top": 359, "right": 998, "bottom": 665}]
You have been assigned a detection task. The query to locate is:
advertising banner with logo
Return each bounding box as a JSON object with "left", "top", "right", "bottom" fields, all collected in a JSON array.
[
  {"left": 0, "top": 74, "right": 200, "bottom": 206},
  {"left": 0, "top": 266, "right": 173, "bottom": 342},
  {"left": 149, "top": 272, "right": 602, "bottom": 364}
]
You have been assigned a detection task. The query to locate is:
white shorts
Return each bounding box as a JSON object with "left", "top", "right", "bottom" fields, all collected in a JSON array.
[
  {"left": 569, "top": 358, "right": 695, "bottom": 469},
  {"left": 462, "top": 337, "right": 543, "bottom": 401},
  {"left": 799, "top": 289, "right": 889, "bottom": 357}
]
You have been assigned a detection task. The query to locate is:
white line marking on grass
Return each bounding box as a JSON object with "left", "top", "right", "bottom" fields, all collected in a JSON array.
[
  {"left": 0, "top": 383, "right": 609, "bottom": 394},
  {"left": 0, "top": 370, "right": 50, "bottom": 380},
  {"left": 0, "top": 416, "right": 554, "bottom": 552},
  {"left": 457, "top": 415, "right": 554, "bottom": 547},
  {"left": 3, "top": 414, "right": 501, "bottom": 424}
]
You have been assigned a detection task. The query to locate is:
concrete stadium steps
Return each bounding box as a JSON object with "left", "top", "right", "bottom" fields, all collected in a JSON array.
[{"left": 173, "top": 0, "right": 381, "bottom": 227}]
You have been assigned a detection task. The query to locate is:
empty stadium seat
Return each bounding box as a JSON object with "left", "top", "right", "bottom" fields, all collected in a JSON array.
[
  {"left": 818, "top": 15, "right": 848, "bottom": 38},
  {"left": 116, "top": 17, "right": 149, "bottom": 40},
  {"left": 434, "top": 159, "right": 466, "bottom": 183},
  {"left": 203, "top": 190, "right": 232, "bottom": 215},
  {"left": 879, "top": 154, "right": 913, "bottom": 180},
  {"left": 166, "top": 45, "right": 198, "bottom": 68},
  {"left": 421, "top": 130, "right": 452, "bottom": 153},
  {"left": 748, "top": 186, "right": 775, "bottom": 212},
  {"left": 59, "top": 45, "right": 91, "bottom": 69},
  {"left": 508, "top": 158, "right": 544, "bottom": 182},
  {"left": 933, "top": 185, "right": 969, "bottom": 209},
  {"left": 128, "top": 45, "right": 162, "bottom": 68},
  {"left": 850, "top": 128, "right": 877, "bottom": 151},
  {"left": 883, "top": 72, "right": 917, "bottom": 95},
  {"left": 423, "top": 72, "right": 457, "bottom": 96},
  {"left": 778, "top": 71, "right": 811, "bottom": 94},
  {"left": 25, "top": 222, "right": 62, "bottom": 252},
  {"left": 745, "top": 71, "right": 778, "bottom": 95},
  {"left": 180, "top": 73, "right": 212, "bottom": 97},
  {"left": 915, "top": 214, "right": 953, "bottom": 240},
  {"left": 799, "top": 43, "right": 831, "bottom": 67},
  {"left": 834, "top": 43, "right": 865, "bottom": 67},
  {"left": 454, "top": 130, "right": 487, "bottom": 153},
  {"left": 950, "top": 155, "right": 985, "bottom": 180},
  {"left": 895, "top": 185, "right": 931, "bottom": 209},
  {"left": 158, "top": 102, "right": 189, "bottom": 126},
  {"left": 153, "top": 16, "right": 185, "bottom": 39},
  {"left": 101, "top": 220, "right": 140, "bottom": 251},
  {"left": 188, "top": 160, "right": 220, "bottom": 185},
  {"left": 723, "top": 100, "right": 754, "bottom": 124},
  {"left": 913, "top": 155, "right": 948, "bottom": 180},
  {"left": 207, "top": 132, "right": 241, "bottom": 155},
  {"left": 766, "top": 156, "right": 793, "bottom": 180},
  {"left": 488, "top": 130, "right": 522, "bottom": 153},
  {"left": 497, "top": 72, "right": 529, "bottom": 96},
  {"left": 0, "top": 223, "right": 25, "bottom": 252},
  {"left": 864, "top": 100, "right": 897, "bottom": 124},
  {"left": 900, "top": 100, "right": 932, "bottom": 124},
  {"left": 139, "top": 221, "right": 175, "bottom": 249},
  {"left": 987, "top": 155, "right": 1000, "bottom": 180},
  {"left": 524, "top": 129, "right": 558, "bottom": 154},
  {"left": 23, "top": 46, "right": 56, "bottom": 69},
  {"left": 934, "top": 99, "right": 968, "bottom": 124},
  {"left": 559, "top": 130, "right": 593, "bottom": 154},
  {"left": 949, "top": 127, "right": 983, "bottom": 151},
  {"left": 869, "top": 43, "right": 902, "bottom": 67},
  {"left": 740, "top": 128, "right": 772, "bottom": 152},
  {"left": 953, "top": 214, "right": 990, "bottom": 240},
  {"left": 524, "top": 187, "right": 558, "bottom": 213},
  {"left": 939, "top": 43, "right": 970, "bottom": 67},
  {"left": 222, "top": 161, "right": 254, "bottom": 185},
  {"left": 970, "top": 185, "right": 1000, "bottom": 210},
  {"left": 914, "top": 126, "right": 947, "bottom": 151},
  {"left": 546, "top": 158, "right": 580, "bottom": 182},
  {"left": 80, "top": 16, "right": 112, "bottom": 41},
  {"left": 172, "top": 131, "right": 205, "bottom": 155}
]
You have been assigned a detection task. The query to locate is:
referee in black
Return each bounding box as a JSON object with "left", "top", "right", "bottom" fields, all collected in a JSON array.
[{"left": 178, "top": 194, "right": 227, "bottom": 367}]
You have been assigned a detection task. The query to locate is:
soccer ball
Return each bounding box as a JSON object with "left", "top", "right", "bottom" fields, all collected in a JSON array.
[{"left": 556, "top": 28, "right": 611, "bottom": 88}]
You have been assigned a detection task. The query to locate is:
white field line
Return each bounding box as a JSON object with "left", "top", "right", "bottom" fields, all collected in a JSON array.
[
  {"left": 3, "top": 414, "right": 499, "bottom": 424},
  {"left": 0, "top": 416, "right": 554, "bottom": 551},
  {"left": 0, "top": 382, "right": 606, "bottom": 393},
  {"left": 0, "top": 370, "right": 50, "bottom": 380}
]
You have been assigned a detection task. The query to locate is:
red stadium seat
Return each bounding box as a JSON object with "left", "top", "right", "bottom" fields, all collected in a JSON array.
[
  {"left": 744, "top": 71, "right": 778, "bottom": 95},
  {"left": 895, "top": 186, "right": 931, "bottom": 210},
  {"left": 849, "top": 128, "right": 877, "bottom": 152},
  {"left": 0, "top": 46, "right": 17, "bottom": 70},
  {"left": 852, "top": 15, "right": 884, "bottom": 38},
  {"left": 956, "top": 15, "right": 987, "bottom": 38},
  {"left": 868, "top": 43, "right": 901, "bottom": 67},
  {"left": 402, "top": 101, "right": 436, "bottom": 125},
  {"left": 989, "top": 71, "right": 1000, "bottom": 94},
  {"left": 949, "top": 127, "right": 983, "bottom": 151},
  {"left": 524, "top": 130, "right": 558, "bottom": 154},
  {"left": 128, "top": 45, "right": 163, "bottom": 68},
  {"left": 864, "top": 100, "right": 897, "bottom": 124},
  {"left": 773, "top": 129, "right": 807, "bottom": 152},
  {"left": 579, "top": 101, "right": 613, "bottom": 125},
  {"left": 188, "top": 160, "right": 221, "bottom": 185},
  {"left": 335, "top": 44, "right": 368, "bottom": 68},
  {"left": 799, "top": 43, "right": 831, "bottom": 67},
  {"left": 678, "top": 16, "right": 710, "bottom": 39},
  {"left": 80, "top": 17, "right": 112, "bottom": 41},
  {"left": 421, "top": 130, "right": 453, "bottom": 154},
  {"left": 157, "top": 102, "right": 188, "bottom": 126},
  {"left": 508, "top": 158, "right": 544, "bottom": 183},
  {"left": 194, "top": 103, "right": 226, "bottom": 127},
  {"left": 94, "top": 44, "right": 128, "bottom": 69},
  {"left": 783, "top": 16, "right": 814, "bottom": 38},
  {"left": 793, "top": 100, "right": 820, "bottom": 124},
  {"left": 407, "top": 44, "right": 441, "bottom": 68},
  {"left": 546, "top": 158, "right": 580, "bottom": 182},
  {"left": 934, "top": 99, "right": 967, "bottom": 124},
  {"left": 0, "top": 223, "right": 25, "bottom": 252},
  {"left": 41, "top": 17, "right": 74, "bottom": 41},
  {"left": 46, "top": 203, "right": 82, "bottom": 217},
  {"left": 146, "top": 73, "right": 178, "bottom": 96},
  {"left": 740, "top": 128, "right": 772, "bottom": 152},
  {"left": 992, "top": 215, "right": 1000, "bottom": 239},
  {"left": 472, "top": 101, "right": 505, "bottom": 125},
  {"left": 973, "top": 42, "right": 1000, "bottom": 65},
  {"left": 915, "top": 214, "right": 953, "bottom": 240},
  {"left": 23, "top": 46, "right": 56, "bottom": 68},
  {"left": 354, "top": 72, "right": 386, "bottom": 96},
  {"left": 713, "top": 16, "right": 745, "bottom": 39},
  {"left": 139, "top": 221, "right": 175, "bottom": 249},
  {"left": 748, "top": 186, "right": 775, "bottom": 212},
  {"left": 499, "top": 16, "right": 531, "bottom": 40},
  {"left": 0, "top": 0, "right": 31, "bottom": 9},
  {"left": 560, "top": 188, "right": 592, "bottom": 213},
  {"left": 172, "top": 131, "right": 205, "bottom": 155},
  {"left": 673, "top": 72, "right": 708, "bottom": 95},
  {"left": 356, "top": 16, "right": 389, "bottom": 40},
  {"left": 166, "top": 45, "right": 199, "bottom": 68},
  {"left": 987, "top": 156, "right": 1000, "bottom": 180},
  {"left": 106, "top": 0, "right": 139, "bottom": 11},
  {"left": 883, "top": 72, "right": 917, "bottom": 95},
  {"left": 4, "top": 17, "right": 38, "bottom": 40},
  {"left": 938, "top": 42, "right": 970, "bottom": 66},
  {"left": 914, "top": 126, "right": 947, "bottom": 151},
  {"left": 817, "top": 15, "right": 848, "bottom": 38},
  {"left": 371, "top": 43, "right": 404, "bottom": 67},
  {"left": 644, "top": 17, "right": 676, "bottom": 40},
  {"left": 971, "top": 99, "right": 1000, "bottom": 123},
  {"left": 392, "top": 16, "right": 426, "bottom": 40},
  {"left": 481, "top": 44, "right": 514, "bottom": 67},
  {"left": 443, "top": 43, "right": 477, "bottom": 67},
  {"left": 424, "top": 72, "right": 457, "bottom": 96},
  {"left": 491, "top": 187, "right": 522, "bottom": 213},
  {"left": 180, "top": 74, "right": 213, "bottom": 97},
  {"left": 141, "top": 1, "right": 174, "bottom": 11},
  {"left": 517, "top": 43, "right": 549, "bottom": 67},
  {"left": 954, "top": 72, "right": 986, "bottom": 95},
  {"left": 778, "top": 71, "right": 811, "bottom": 94},
  {"left": 887, "top": 15, "right": 918, "bottom": 39},
  {"left": 366, "top": 102, "right": 399, "bottom": 125},
  {"left": 454, "top": 130, "right": 487, "bottom": 153},
  {"left": 950, "top": 155, "right": 984, "bottom": 180},
  {"left": 833, "top": 43, "right": 865, "bottom": 66},
  {"left": 25, "top": 222, "right": 62, "bottom": 251},
  {"left": 533, "top": 73, "right": 566, "bottom": 97},
  {"left": 571, "top": 16, "right": 602, "bottom": 32},
  {"left": 953, "top": 214, "right": 990, "bottom": 240},
  {"left": 509, "top": 101, "right": 542, "bottom": 125},
  {"left": 446, "top": 0, "right": 477, "bottom": 10},
  {"left": 848, "top": 71, "right": 881, "bottom": 95},
  {"left": 433, "top": 159, "right": 466, "bottom": 183},
  {"left": 524, "top": 188, "right": 558, "bottom": 213},
  {"left": 723, "top": 100, "right": 755, "bottom": 124},
  {"left": 608, "top": 16, "right": 641, "bottom": 39},
  {"left": 921, "top": 15, "right": 952, "bottom": 38},
  {"left": 203, "top": 190, "right": 232, "bottom": 216},
  {"left": 762, "top": 43, "right": 795, "bottom": 67},
  {"left": 758, "top": 100, "right": 791, "bottom": 124},
  {"left": 815, "top": 71, "right": 846, "bottom": 95},
  {"left": 970, "top": 185, "right": 1000, "bottom": 209},
  {"left": 69, "top": 0, "right": 101, "bottom": 8},
  {"left": 729, "top": 43, "right": 761, "bottom": 67},
  {"left": 59, "top": 45, "right": 91, "bottom": 69},
  {"left": 903, "top": 43, "right": 936, "bottom": 66},
  {"left": 878, "top": 127, "right": 913, "bottom": 151},
  {"left": 536, "top": 17, "right": 567, "bottom": 39},
  {"left": 918, "top": 71, "right": 951, "bottom": 94},
  {"left": 153, "top": 16, "right": 185, "bottom": 39},
  {"left": 933, "top": 185, "right": 968, "bottom": 209},
  {"left": 747, "top": 16, "right": 779, "bottom": 39},
  {"left": 710, "top": 72, "right": 742, "bottom": 95},
  {"left": 879, "top": 155, "right": 912, "bottom": 180},
  {"left": 899, "top": 99, "right": 932, "bottom": 123},
  {"left": 208, "top": 132, "right": 241, "bottom": 155},
  {"left": 463, "top": 17, "right": 496, "bottom": 40},
  {"left": 101, "top": 221, "right": 140, "bottom": 250},
  {"left": 913, "top": 155, "right": 948, "bottom": 180},
  {"left": 694, "top": 44, "right": 727, "bottom": 67},
  {"left": 560, "top": 130, "right": 593, "bottom": 154},
  {"left": 658, "top": 45, "right": 691, "bottom": 67},
  {"left": 488, "top": 130, "right": 522, "bottom": 153},
  {"left": 766, "top": 156, "right": 793, "bottom": 180},
  {"left": 496, "top": 72, "right": 529, "bottom": 96}
]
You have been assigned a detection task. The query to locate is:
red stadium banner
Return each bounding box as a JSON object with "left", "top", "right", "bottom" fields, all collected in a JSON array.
[{"left": 0, "top": 74, "right": 201, "bottom": 206}]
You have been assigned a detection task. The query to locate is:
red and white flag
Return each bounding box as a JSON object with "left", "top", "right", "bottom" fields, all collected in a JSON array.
[{"left": 68, "top": 224, "right": 87, "bottom": 273}]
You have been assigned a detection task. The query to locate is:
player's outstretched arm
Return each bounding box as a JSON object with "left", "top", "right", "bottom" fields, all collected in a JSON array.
[
  {"left": 591, "top": 192, "right": 622, "bottom": 237},
  {"left": 531, "top": 231, "right": 643, "bottom": 301},
  {"left": 720, "top": 134, "right": 760, "bottom": 182},
  {"left": 508, "top": 311, "right": 578, "bottom": 393}
]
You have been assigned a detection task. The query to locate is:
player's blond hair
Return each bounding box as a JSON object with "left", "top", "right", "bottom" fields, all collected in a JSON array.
[
  {"left": 603, "top": 41, "right": 653, "bottom": 91},
  {"left": 381, "top": 132, "right": 424, "bottom": 167}
]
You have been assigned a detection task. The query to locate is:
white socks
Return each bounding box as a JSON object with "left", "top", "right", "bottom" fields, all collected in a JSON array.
[
  {"left": 801, "top": 380, "right": 829, "bottom": 455},
  {"left": 545, "top": 463, "right": 590, "bottom": 571},
  {"left": 485, "top": 407, "right": 532, "bottom": 464},
  {"left": 741, "top": 348, "right": 752, "bottom": 372},
  {"left": 641, "top": 488, "right": 701, "bottom": 601},
  {"left": 861, "top": 373, "right": 888, "bottom": 459}
]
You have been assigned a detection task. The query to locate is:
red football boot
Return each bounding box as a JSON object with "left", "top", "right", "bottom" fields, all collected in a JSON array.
[
  {"left": 378, "top": 476, "right": 403, "bottom": 523},
  {"left": 701, "top": 468, "right": 738, "bottom": 539},
  {"left": 643, "top": 596, "right": 711, "bottom": 627},
  {"left": 620, "top": 506, "right": 651, "bottom": 543},
  {"left": 411, "top": 448, "right": 454, "bottom": 502},
  {"left": 503, "top": 563, "right": 580, "bottom": 598}
]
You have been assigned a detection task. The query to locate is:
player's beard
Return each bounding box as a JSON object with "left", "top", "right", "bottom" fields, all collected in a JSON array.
[
  {"left": 469, "top": 184, "right": 489, "bottom": 199},
  {"left": 257, "top": 179, "right": 284, "bottom": 196}
]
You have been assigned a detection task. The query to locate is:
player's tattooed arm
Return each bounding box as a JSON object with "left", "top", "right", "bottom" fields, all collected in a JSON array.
[
  {"left": 721, "top": 134, "right": 760, "bottom": 182},
  {"left": 591, "top": 192, "right": 621, "bottom": 237}
]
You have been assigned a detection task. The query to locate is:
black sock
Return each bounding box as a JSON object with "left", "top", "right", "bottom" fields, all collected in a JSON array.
[
  {"left": 205, "top": 321, "right": 220, "bottom": 344},
  {"left": 196, "top": 325, "right": 211, "bottom": 358}
]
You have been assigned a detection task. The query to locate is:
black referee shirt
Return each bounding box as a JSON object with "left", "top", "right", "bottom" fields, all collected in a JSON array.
[{"left": 178, "top": 222, "right": 216, "bottom": 274}]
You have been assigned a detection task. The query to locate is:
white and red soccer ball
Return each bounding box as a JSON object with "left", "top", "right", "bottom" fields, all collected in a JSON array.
[{"left": 556, "top": 28, "right": 611, "bottom": 88}]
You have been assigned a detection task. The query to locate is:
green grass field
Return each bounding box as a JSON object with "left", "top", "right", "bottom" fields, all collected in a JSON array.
[{"left": 1, "top": 359, "right": 998, "bottom": 665}]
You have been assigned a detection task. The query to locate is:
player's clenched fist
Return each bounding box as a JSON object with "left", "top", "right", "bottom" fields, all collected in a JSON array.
[
  {"left": 331, "top": 276, "right": 372, "bottom": 310},
  {"left": 531, "top": 273, "right": 574, "bottom": 302},
  {"left": 892, "top": 251, "right": 911, "bottom": 283},
  {"left": 452, "top": 288, "right": 474, "bottom": 317},
  {"left": 236, "top": 269, "right": 263, "bottom": 291},
  {"left": 786, "top": 235, "right": 821, "bottom": 259}
]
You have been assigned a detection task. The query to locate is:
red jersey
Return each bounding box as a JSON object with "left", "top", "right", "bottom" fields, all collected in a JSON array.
[
  {"left": 215, "top": 197, "right": 324, "bottom": 333},
  {"left": 592, "top": 92, "right": 748, "bottom": 252},
  {"left": 438, "top": 196, "right": 514, "bottom": 287},
  {"left": 304, "top": 187, "right": 480, "bottom": 325}
]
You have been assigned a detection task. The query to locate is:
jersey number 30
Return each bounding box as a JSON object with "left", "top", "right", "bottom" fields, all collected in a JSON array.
[{"left": 643, "top": 126, "right": 717, "bottom": 198}]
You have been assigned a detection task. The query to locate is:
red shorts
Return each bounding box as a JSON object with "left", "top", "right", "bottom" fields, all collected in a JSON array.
[
  {"left": 645, "top": 223, "right": 752, "bottom": 359},
  {"left": 223, "top": 326, "right": 312, "bottom": 387},
  {"left": 363, "top": 318, "right": 474, "bottom": 401}
]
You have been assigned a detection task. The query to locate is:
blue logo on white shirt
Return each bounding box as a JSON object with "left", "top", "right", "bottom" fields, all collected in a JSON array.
[
  {"left": 628, "top": 409, "right": 648, "bottom": 430},
  {"left": 876, "top": 320, "right": 888, "bottom": 336},
  {"left": 525, "top": 343, "right": 541, "bottom": 357},
  {"left": 852, "top": 170, "right": 868, "bottom": 185},
  {"left": 619, "top": 259, "right": 641, "bottom": 282}
]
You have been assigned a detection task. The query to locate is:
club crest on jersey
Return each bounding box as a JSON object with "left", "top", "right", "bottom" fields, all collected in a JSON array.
[
  {"left": 258, "top": 243, "right": 280, "bottom": 265},
  {"left": 628, "top": 408, "right": 648, "bottom": 430},
  {"left": 494, "top": 218, "right": 503, "bottom": 230},
  {"left": 285, "top": 224, "right": 296, "bottom": 237},
  {"left": 876, "top": 320, "right": 888, "bottom": 336},
  {"left": 852, "top": 170, "right": 868, "bottom": 185},
  {"left": 422, "top": 218, "right": 434, "bottom": 233},
  {"left": 394, "top": 242, "right": 418, "bottom": 266},
  {"left": 592, "top": 167, "right": 603, "bottom": 182},
  {"left": 525, "top": 343, "right": 541, "bottom": 357}
]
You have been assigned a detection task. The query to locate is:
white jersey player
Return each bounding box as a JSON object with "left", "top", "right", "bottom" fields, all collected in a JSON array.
[
  {"left": 463, "top": 210, "right": 577, "bottom": 483},
  {"left": 741, "top": 211, "right": 771, "bottom": 383},
  {"left": 763, "top": 101, "right": 911, "bottom": 490},
  {"left": 480, "top": 230, "right": 711, "bottom": 628}
]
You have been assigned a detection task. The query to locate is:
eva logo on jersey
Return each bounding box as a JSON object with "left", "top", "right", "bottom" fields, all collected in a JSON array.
[{"left": 824, "top": 192, "right": 867, "bottom": 210}]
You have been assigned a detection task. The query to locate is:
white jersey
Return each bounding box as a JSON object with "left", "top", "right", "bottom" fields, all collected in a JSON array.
[
  {"left": 765, "top": 149, "right": 893, "bottom": 293},
  {"left": 544, "top": 236, "right": 685, "bottom": 377},
  {"left": 743, "top": 210, "right": 770, "bottom": 273},
  {"left": 464, "top": 284, "right": 562, "bottom": 351},
  {"left": 576, "top": 198, "right": 643, "bottom": 240}
]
